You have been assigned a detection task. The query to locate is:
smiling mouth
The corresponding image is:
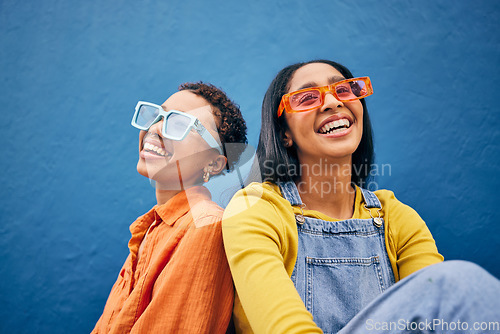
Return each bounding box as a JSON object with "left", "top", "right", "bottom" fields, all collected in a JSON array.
[
  {"left": 318, "top": 118, "right": 352, "bottom": 134},
  {"left": 143, "top": 142, "right": 169, "bottom": 157}
]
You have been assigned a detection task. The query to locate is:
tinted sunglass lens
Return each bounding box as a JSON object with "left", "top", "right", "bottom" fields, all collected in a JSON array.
[
  {"left": 350, "top": 80, "right": 367, "bottom": 97},
  {"left": 289, "top": 90, "right": 322, "bottom": 110},
  {"left": 165, "top": 113, "right": 191, "bottom": 139},
  {"left": 336, "top": 80, "right": 368, "bottom": 100},
  {"left": 136, "top": 105, "right": 159, "bottom": 128}
]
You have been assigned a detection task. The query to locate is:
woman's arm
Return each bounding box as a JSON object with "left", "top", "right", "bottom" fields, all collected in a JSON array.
[{"left": 223, "top": 184, "right": 322, "bottom": 334}]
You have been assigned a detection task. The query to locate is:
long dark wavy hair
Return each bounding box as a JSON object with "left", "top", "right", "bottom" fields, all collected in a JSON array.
[{"left": 256, "top": 60, "right": 374, "bottom": 187}]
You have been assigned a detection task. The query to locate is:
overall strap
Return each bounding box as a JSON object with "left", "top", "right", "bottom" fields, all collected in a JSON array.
[
  {"left": 360, "top": 188, "right": 384, "bottom": 228},
  {"left": 278, "top": 181, "right": 303, "bottom": 206},
  {"left": 280, "top": 183, "right": 382, "bottom": 208},
  {"left": 360, "top": 188, "right": 382, "bottom": 209}
]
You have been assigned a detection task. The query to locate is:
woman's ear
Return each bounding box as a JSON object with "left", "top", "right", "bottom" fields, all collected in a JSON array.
[
  {"left": 207, "top": 155, "right": 228, "bottom": 176},
  {"left": 282, "top": 129, "right": 293, "bottom": 148}
]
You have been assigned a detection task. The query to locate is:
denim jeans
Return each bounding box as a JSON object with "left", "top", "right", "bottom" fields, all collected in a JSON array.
[{"left": 340, "top": 260, "right": 500, "bottom": 334}]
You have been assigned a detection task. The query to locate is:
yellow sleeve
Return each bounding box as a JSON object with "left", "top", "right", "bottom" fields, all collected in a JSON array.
[
  {"left": 222, "top": 183, "right": 322, "bottom": 334},
  {"left": 380, "top": 190, "right": 444, "bottom": 281}
]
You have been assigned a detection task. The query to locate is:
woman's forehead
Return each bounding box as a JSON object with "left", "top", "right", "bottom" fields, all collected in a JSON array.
[
  {"left": 162, "top": 90, "right": 219, "bottom": 129},
  {"left": 161, "top": 90, "right": 209, "bottom": 112},
  {"left": 288, "top": 63, "right": 344, "bottom": 92}
]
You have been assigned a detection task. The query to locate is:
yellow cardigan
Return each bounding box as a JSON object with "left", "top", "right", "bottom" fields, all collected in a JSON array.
[{"left": 222, "top": 182, "right": 443, "bottom": 334}]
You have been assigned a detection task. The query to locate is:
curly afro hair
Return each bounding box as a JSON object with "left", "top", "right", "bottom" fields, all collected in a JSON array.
[{"left": 179, "top": 82, "right": 248, "bottom": 172}]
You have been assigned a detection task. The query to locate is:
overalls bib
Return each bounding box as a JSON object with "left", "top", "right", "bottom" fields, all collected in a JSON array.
[{"left": 279, "top": 181, "right": 395, "bottom": 333}]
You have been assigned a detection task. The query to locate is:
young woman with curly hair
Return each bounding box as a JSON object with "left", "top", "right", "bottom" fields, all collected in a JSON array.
[{"left": 92, "top": 82, "right": 247, "bottom": 333}]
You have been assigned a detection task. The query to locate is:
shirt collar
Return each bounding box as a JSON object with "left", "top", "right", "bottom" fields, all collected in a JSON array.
[
  {"left": 128, "top": 186, "right": 213, "bottom": 256},
  {"left": 154, "top": 185, "right": 212, "bottom": 226}
]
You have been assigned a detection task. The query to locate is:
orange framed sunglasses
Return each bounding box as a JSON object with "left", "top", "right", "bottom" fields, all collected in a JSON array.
[{"left": 278, "top": 76, "right": 373, "bottom": 117}]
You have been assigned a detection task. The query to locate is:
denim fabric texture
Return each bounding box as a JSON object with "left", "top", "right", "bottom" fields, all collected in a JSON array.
[
  {"left": 339, "top": 261, "right": 500, "bottom": 334},
  {"left": 279, "top": 182, "right": 396, "bottom": 333}
]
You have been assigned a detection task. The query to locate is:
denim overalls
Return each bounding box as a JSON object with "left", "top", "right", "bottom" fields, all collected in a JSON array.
[{"left": 279, "top": 181, "right": 396, "bottom": 333}]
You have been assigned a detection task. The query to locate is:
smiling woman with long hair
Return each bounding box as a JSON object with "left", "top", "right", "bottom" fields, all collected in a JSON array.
[{"left": 222, "top": 60, "right": 500, "bottom": 334}]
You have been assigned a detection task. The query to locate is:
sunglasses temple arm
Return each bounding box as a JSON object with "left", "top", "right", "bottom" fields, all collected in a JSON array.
[
  {"left": 195, "top": 122, "right": 224, "bottom": 155},
  {"left": 277, "top": 100, "right": 285, "bottom": 117}
]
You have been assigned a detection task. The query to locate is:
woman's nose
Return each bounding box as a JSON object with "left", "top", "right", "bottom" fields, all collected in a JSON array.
[
  {"left": 321, "top": 91, "right": 344, "bottom": 112},
  {"left": 148, "top": 118, "right": 164, "bottom": 136}
]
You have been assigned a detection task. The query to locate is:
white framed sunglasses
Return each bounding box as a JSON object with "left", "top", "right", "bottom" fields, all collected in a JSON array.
[{"left": 131, "top": 101, "right": 223, "bottom": 154}]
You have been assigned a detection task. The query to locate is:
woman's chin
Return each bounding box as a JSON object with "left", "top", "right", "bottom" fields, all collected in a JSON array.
[{"left": 136, "top": 160, "right": 149, "bottom": 178}]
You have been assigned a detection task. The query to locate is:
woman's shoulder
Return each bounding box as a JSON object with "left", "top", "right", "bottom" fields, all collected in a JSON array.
[
  {"left": 228, "top": 181, "right": 287, "bottom": 205},
  {"left": 223, "top": 181, "right": 292, "bottom": 221},
  {"left": 189, "top": 199, "right": 224, "bottom": 228},
  {"left": 370, "top": 187, "right": 425, "bottom": 227},
  {"left": 371, "top": 188, "right": 416, "bottom": 211},
  {"left": 372, "top": 188, "right": 397, "bottom": 204}
]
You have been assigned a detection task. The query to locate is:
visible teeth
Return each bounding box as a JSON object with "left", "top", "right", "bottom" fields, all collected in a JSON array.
[
  {"left": 144, "top": 142, "right": 167, "bottom": 156},
  {"left": 319, "top": 118, "right": 351, "bottom": 134},
  {"left": 330, "top": 127, "right": 346, "bottom": 134}
]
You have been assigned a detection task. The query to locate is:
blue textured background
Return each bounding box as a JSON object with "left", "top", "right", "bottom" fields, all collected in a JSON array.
[{"left": 1, "top": 1, "right": 499, "bottom": 333}]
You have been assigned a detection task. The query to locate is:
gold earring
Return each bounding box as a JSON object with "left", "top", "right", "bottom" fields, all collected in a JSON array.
[{"left": 203, "top": 168, "right": 211, "bottom": 182}]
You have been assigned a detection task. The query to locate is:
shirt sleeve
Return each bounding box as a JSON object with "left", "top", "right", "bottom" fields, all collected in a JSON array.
[
  {"left": 383, "top": 191, "right": 444, "bottom": 280},
  {"left": 222, "top": 184, "right": 323, "bottom": 334},
  {"left": 131, "top": 216, "right": 234, "bottom": 334}
]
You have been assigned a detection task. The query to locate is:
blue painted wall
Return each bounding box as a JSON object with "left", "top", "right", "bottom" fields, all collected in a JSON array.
[{"left": 1, "top": 1, "right": 499, "bottom": 333}]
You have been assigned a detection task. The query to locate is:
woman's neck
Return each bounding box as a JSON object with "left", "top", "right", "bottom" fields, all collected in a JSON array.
[
  {"left": 155, "top": 188, "right": 182, "bottom": 206},
  {"left": 295, "top": 156, "right": 356, "bottom": 220}
]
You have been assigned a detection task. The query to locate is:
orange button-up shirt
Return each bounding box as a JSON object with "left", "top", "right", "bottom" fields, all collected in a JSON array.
[{"left": 92, "top": 186, "right": 234, "bottom": 333}]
